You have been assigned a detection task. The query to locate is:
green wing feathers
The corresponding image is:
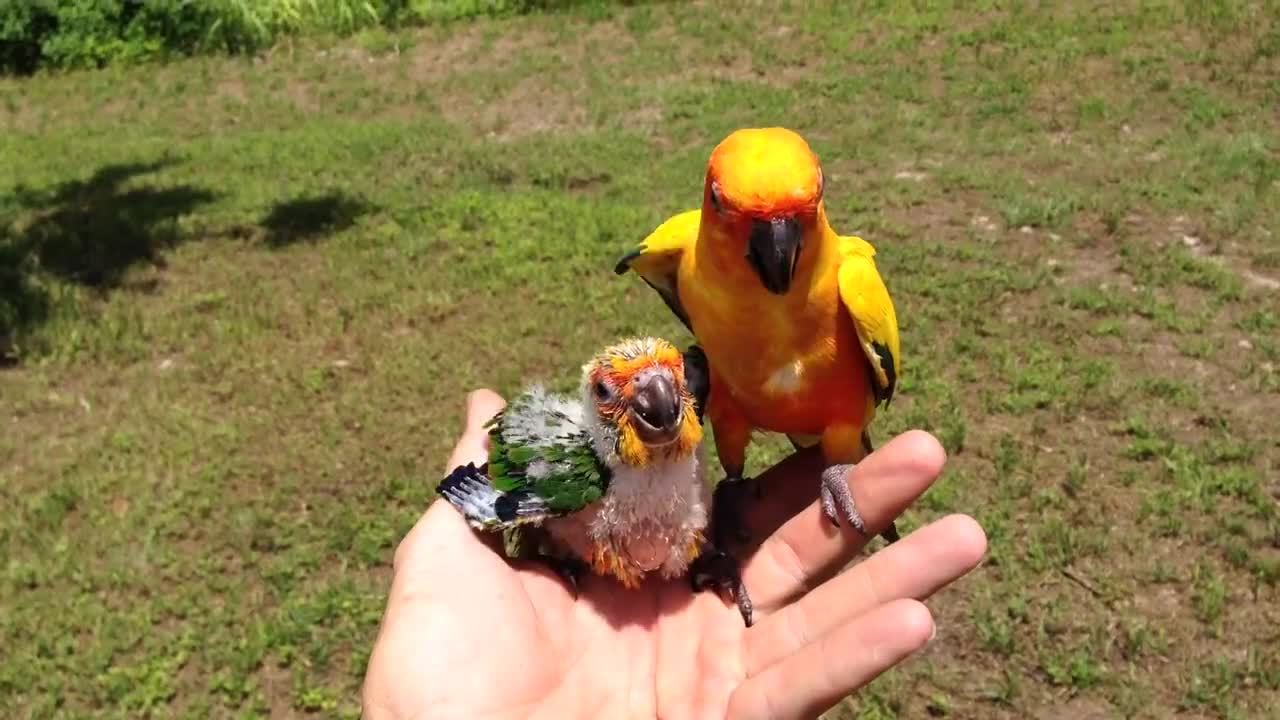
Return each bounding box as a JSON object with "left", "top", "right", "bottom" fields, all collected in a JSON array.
[
  {"left": 439, "top": 391, "right": 611, "bottom": 531},
  {"left": 489, "top": 433, "right": 608, "bottom": 514},
  {"left": 484, "top": 397, "right": 611, "bottom": 515},
  {"left": 614, "top": 209, "right": 700, "bottom": 331},
  {"left": 837, "top": 236, "right": 901, "bottom": 406}
]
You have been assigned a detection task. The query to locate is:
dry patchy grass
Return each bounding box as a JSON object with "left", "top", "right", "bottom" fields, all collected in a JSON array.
[{"left": 2, "top": 1, "right": 1278, "bottom": 718}]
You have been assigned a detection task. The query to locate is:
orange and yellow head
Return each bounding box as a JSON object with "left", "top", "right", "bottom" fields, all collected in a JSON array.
[
  {"left": 701, "top": 127, "right": 826, "bottom": 295},
  {"left": 583, "top": 337, "right": 702, "bottom": 467}
]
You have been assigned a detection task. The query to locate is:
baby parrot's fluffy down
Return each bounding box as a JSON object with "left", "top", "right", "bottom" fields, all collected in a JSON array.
[
  {"left": 438, "top": 337, "right": 752, "bottom": 624},
  {"left": 615, "top": 127, "right": 902, "bottom": 548}
]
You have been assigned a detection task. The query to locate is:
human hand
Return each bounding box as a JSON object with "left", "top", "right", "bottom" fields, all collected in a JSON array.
[{"left": 362, "top": 389, "right": 986, "bottom": 720}]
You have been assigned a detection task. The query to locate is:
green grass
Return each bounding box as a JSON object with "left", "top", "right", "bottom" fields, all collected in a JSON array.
[{"left": 3, "top": 1, "right": 1280, "bottom": 718}]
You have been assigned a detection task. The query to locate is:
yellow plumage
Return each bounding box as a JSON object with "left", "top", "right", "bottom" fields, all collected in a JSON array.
[{"left": 615, "top": 127, "right": 901, "bottom": 542}]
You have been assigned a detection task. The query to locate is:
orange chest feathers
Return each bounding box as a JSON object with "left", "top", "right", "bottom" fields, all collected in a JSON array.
[{"left": 679, "top": 260, "right": 872, "bottom": 434}]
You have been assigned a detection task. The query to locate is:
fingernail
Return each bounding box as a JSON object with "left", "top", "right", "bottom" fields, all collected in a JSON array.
[{"left": 927, "top": 621, "right": 938, "bottom": 644}]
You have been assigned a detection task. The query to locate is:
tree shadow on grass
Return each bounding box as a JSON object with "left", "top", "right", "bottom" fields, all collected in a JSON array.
[
  {"left": 259, "top": 192, "right": 373, "bottom": 248},
  {"left": 0, "top": 236, "right": 44, "bottom": 367},
  {"left": 1, "top": 157, "right": 217, "bottom": 361}
]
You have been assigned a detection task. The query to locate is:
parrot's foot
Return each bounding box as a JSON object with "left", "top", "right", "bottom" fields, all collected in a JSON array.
[
  {"left": 690, "top": 545, "right": 754, "bottom": 627},
  {"left": 819, "top": 464, "right": 901, "bottom": 543},
  {"left": 541, "top": 554, "right": 590, "bottom": 596},
  {"left": 712, "top": 475, "right": 755, "bottom": 549},
  {"left": 820, "top": 463, "right": 869, "bottom": 534}
]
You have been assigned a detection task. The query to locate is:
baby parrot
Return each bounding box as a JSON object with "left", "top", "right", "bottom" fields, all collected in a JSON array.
[
  {"left": 614, "top": 127, "right": 902, "bottom": 548},
  {"left": 437, "top": 336, "right": 753, "bottom": 625}
]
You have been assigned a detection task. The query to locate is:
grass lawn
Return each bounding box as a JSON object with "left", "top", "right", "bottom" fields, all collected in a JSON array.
[{"left": 2, "top": 1, "right": 1278, "bottom": 717}]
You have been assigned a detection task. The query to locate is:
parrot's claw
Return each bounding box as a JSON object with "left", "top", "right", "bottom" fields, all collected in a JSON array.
[
  {"left": 712, "top": 475, "right": 755, "bottom": 549},
  {"left": 690, "top": 545, "right": 754, "bottom": 627},
  {"left": 820, "top": 463, "right": 868, "bottom": 534},
  {"left": 819, "top": 464, "right": 901, "bottom": 544},
  {"left": 542, "top": 555, "right": 589, "bottom": 596}
]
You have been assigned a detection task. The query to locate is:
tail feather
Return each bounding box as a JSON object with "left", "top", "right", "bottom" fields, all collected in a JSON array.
[{"left": 438, "top": 463, "right": 550, "bottom": 530}]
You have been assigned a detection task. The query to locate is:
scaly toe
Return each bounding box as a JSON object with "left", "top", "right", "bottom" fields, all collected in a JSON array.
[
  {"left": 731, "top": 577, "right": 754, "bottom": 627},
  {"left": 689, "top": 546, "right": 754, "bottom": 627},
  {"left": 819, "top": 463, "right": 868, "bottom": 535}
]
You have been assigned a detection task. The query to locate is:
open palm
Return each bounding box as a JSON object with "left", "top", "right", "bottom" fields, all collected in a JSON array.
[{"left": 363, "top": 390, "right": 986, "bottom": 720}]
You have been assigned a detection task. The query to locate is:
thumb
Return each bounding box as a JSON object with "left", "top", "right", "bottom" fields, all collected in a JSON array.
[
  {"left": 444, "top": 388, "right": 507, "bottom": 472},
  {"left": 395, "top": 389, "right": 509, "bottom": 574},
  {"left": 464, "top": 388, "right": 507, "bottom": 431}
]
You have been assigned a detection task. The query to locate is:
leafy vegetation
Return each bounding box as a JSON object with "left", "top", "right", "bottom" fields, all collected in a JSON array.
[
  {"left": 0, "top": 0, "right": 585, "bottom": 73},
  {"left": 2, "top": 1, "right": 1279, "bottom": 718}
]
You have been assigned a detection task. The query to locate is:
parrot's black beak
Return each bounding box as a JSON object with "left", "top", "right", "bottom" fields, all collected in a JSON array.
[
  {"left": 746, "top": 216, "right": 803, "bottom": 295},
  {"left": 630, "top": 372, "right": 683, "bottom": 445}
]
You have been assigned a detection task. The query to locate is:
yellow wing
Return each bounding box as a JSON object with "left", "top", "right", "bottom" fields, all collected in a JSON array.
[
  {"left": 836, "top": 235, "right": 900, "bottom": 406},
  {"left": 613, "top": 209, "right": 701, "bottom": 331}
]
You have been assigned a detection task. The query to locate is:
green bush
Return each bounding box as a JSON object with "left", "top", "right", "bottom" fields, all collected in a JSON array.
[
  {"left": 0, "top": 0, "right": 597, "bottom": 74},
  {"left": 2, "top": 0, "right": 230, "bottom": 73}
]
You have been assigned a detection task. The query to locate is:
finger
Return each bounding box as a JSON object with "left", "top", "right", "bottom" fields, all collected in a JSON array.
[
  {"left": 744, "top": 514, "right": 986, "bottom": 676},
  {"left": 741, "top": 430, "right": 946, "bottom": 609},
  {"left": 728, "top": 599, "right": 934, "bottom": 720},
  {"left": 393, "top": 389, "right": 508, "bottom": 578},
  {"left": 444, "top": 388, "right": 507, "bottom": 471}
]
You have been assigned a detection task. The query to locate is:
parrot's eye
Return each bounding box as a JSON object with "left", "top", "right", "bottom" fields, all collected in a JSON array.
[
  {"left": 594, "top": 380, "right": 613, "bottom": 401},
  {"left": 709, "top": 181, "right": 724, "bottom": 215}
]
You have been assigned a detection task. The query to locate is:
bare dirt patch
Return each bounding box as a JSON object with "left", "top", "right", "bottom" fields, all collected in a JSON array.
[{"left": 441, "top": 75, "right": 591, "bottom": 140}]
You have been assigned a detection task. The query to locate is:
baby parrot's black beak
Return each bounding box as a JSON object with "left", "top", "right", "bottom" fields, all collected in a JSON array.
[
  {"left": 630, "top": 372, "right": 682, "bottom": 445},
  {"left": 746, "top": 216, "right": 803, "bottom": 295}
]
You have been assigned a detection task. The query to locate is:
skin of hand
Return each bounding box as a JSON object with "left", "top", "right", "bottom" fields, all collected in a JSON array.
[{"left": 362, "top": 389, "right": 987, "bottom": 720}]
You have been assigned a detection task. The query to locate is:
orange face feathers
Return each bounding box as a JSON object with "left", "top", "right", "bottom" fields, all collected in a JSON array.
[
  {"left": 699, "top": 127, "right": 829, "bottom": 296},
  {"left": 584, "top": 337, "right": 702, "bottom": 466},
  {"left": 602, "top": 340, "right": 685, "bottom": 387},
  {"left": 586, "top": 337, "right": 685, "bottom": 411},
  {"left": 705, "top": 127, "right": 824, "bottom": 218}
]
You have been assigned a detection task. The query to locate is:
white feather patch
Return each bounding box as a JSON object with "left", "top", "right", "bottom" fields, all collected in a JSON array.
[
  {"left": 765, "top": 358, "right": 806, "bottom": 393},
  {"left": 543, "top": 445, "right": 710, "bottom": 579},
  {"left": 499, "top": 385, "right": 587, "bottom": 448}
]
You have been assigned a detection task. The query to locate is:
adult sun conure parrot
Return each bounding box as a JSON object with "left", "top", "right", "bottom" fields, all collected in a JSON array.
[
  {"left": 437, "top": 336, "right": 753, "bottom": 626},
  {"left": 613, "top": 127, "right": 902, "bottom": 548}
]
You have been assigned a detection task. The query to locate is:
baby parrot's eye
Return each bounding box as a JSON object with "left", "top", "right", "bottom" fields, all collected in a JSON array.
[
  {"left": 594, "top": 380, "right": 613, "bottom": 401},
  {"left": 709, "top": 181, "right": 724, "bottom": 214}
]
